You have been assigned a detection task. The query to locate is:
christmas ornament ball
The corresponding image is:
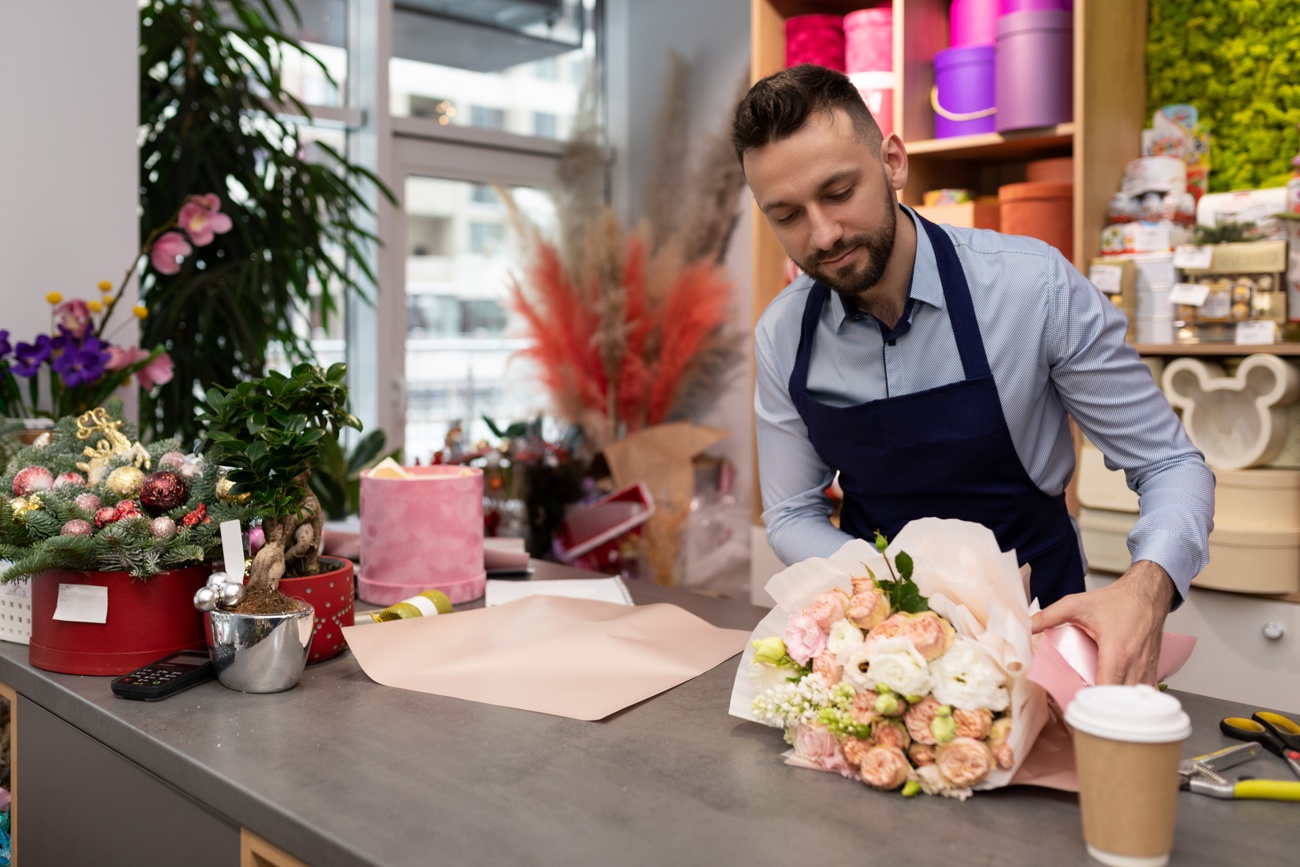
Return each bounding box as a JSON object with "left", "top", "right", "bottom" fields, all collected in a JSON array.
[
  {"left": 61, "top": 519, "right": 94, "bottom": 536},
  {"left": 74, "top": 492, "right": 102, "bottom": 513},
  {"left": 54, "top": 472, "right": 86, "bottom": 488},
  {"left": 94, "top": 506, "right": 118, "bottom": 528},
  {"left": 114, "top": 499, "right": 142, "bottom": 520},
  {"left": 206, "top": 571, "right": 231, "bottom": 588},
  {"left": 159, "top": 451, "right": 187, "bottom": 470},
  {"left": 106, "top": 465, "right": 146, "bottom": 497},
  {"left": 149, "top": 516, "right": 177, "bottom": 539},
  {"left": 215, "top": 476, "right": 250, "bottom": 503},
  {"left": 218, "top": 582, "right": 247, "bottom": 608},
  {"left": 193, "top": 586, "right": 218, "bottom": 612},
  {"left": 140, "top": 470, "right": 188, "bottom": 515},
  {"left": 12, "top": 466, "right": 54, "bottom": 496}
]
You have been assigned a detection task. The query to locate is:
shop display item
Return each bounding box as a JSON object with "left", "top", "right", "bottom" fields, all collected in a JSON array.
[
  {"left": 948, "top": 0, "right": 999, "bottom": 48},
  {"left": 932, "top": 45, "right": 996, "bottom": 138},
  {"left": 785, "top": 14, "right": 844, "bottom": 71},
  {"left": 994, "top": 10, "right": 1072, "bottom": 132},
  {"left": 843, "top": 6, "right": 892, "bottom": 73},
  {"left": 998, "top": 181, "right": 1072, "bottom": 262},
  {"left": 1172, "top": 241, "right": 1287, "bottom": 343}
]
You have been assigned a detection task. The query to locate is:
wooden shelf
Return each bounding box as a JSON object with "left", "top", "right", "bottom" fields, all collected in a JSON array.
[
  {"left": 905, "top": 124, "right": 1075, "bottom": 159},
  {"left": 1135, "top": 343, "right": 1300, "bottom": 356}
]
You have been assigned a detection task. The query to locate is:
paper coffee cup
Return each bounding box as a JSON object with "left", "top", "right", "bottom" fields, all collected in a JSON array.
[{"left": 1065, "top": 685, "right": 1192, "bottom": 867}]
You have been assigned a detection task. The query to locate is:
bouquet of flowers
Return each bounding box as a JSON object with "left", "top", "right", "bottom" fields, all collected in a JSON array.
[{"left": 730, "top": 519, "right": 1049, "bottom": 800}]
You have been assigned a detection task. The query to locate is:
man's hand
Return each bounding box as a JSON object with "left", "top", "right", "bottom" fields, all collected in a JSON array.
[{"left": 1030, "top": 561, "right": 1176, "bottom": 685}]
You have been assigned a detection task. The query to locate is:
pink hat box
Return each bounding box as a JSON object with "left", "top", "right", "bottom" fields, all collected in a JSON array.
[
  {"left": 785, "top": 14, "right": 845, "bottom": 71},
  {"left": 357, "top": 465, "right": 486, "bottom": 606},
  {"left": 553, "top": 482, "right": 655, "bottom": 575},
  {"left": 844, "top": 6, "right": 893, "bottom": 73}
]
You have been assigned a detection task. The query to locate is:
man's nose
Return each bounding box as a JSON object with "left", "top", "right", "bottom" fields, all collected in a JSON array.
[{"left": 807, "top": 207, "right": 843, "bottom": 252}]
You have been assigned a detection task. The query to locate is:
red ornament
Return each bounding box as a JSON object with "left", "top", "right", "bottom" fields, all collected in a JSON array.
[
  {"left": 12, "top": 466, "right": 54, "bottom": 497},
  {"left": 74, "top": 492, "right": 102, "bottom": 513},
  {"left": 180, "top": 502, "right": 211, "bottom": 527},
  {"left": 140, "top": 470, "right": 189, "bottom": 515},
  {"left": 94, "top": 506, "right": 119, "bottom": 528},
  {"left": 55, "top": 472, "right": 86, "bottom": 488},
  {"left": 114, "top": 499, "right": 143, "bottom": 521}
]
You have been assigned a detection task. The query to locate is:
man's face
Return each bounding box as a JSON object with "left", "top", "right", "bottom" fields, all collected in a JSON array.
[{"left": 743, "top": 109, "right": 899, "bottom": 300}]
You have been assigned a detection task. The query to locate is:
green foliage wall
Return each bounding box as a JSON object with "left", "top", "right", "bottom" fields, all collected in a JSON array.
[{"left": 1147, "top": 0, "right": 1300, "bottom": 193}]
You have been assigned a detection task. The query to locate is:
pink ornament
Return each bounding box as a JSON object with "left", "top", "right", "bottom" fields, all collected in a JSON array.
[
  {"left": 55, "top": 472, "right": 86, "bottom": 488},
  {"left": 150, "top": 516, "right": 177, "bottom": 538},
  {"left": 159, "top": 451, "right": 187, "bottom": 469},
  {"left": 75, "top": 492, "right": 102, "bottom": 513},
  {"left": 12, "top": 466, "right": 54, "bottom": 497},
  {"left": 61, "top": 519, "right": 94, "bottom": 537},
  {"left": 94, "top": 506, "right": 119, "bottom": 528}
]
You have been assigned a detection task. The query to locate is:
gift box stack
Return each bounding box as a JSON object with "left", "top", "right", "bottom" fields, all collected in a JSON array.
[{"left": 785, "top": 6, "right": 895, "bottom": 139}]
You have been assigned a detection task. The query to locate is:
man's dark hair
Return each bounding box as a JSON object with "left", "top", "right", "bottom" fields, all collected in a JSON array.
[{"left": 731, "top": 64, "right": 882, "bottom": 164}]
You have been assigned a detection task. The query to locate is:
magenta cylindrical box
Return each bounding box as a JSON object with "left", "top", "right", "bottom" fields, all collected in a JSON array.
[
  {"left": 1000, "top": 0, "right": 1072, "bottom": 13},
  {"left": 358, "top": 465, "right": 485, "bottom": 606},
  {"left": 995, "top": 9, "right": 1073, "bottom": 132},
  {"left": 844, "top": 6, "right": 892, "bottom": 73},
  {"left": 949, "top": 0, "right": 1001, "bottom": 48},
  {"left": 933, "top": 45, "right": 997, "bottom": 138},
  {"left": 785, "top": 14, "right": 845, "bottom": 71}
]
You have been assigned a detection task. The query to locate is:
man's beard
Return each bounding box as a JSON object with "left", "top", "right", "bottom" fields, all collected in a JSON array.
[{"left": 800, "top": 194, "right": 898, "bottom": 300}]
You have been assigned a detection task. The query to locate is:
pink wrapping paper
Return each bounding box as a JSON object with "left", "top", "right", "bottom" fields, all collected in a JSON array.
[
  {"left": 358, "top": 465, "right": 485, "bottom": 605},
  {"left": 342, "top": 594, "right": 751, "bottom": 721}
]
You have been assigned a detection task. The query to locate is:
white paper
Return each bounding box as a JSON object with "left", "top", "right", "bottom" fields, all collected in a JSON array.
[
  {"left": 53, "top": 583, "right": 108, "bottom": 623},
  {"left": 485, "top": 577, "right": 632, "bottom": 607},
  {"left": 1236, "top": 320, "right": 1278, "bottom": 345},
  {"left": 1088, "top": 264, "right": 1124, "bottom": 294},
  {"left": 1169, "top": 282, "right": 1210, "bottom": 307},
  {"left": 1173, "top": 244, "right": 1215, "bottom": 270},
  {"left": 219, "top": 520, "right": 245, "bottom": 577}
]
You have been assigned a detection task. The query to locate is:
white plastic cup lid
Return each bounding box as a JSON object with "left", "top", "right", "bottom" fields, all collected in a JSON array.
[{"left": 1065, "top": 685, "right": 1192, "bottom": 743}]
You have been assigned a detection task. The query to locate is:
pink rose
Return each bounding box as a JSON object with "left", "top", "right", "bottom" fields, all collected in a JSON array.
[
  {"left": 849, "top": 689, "right": 879, "bottom": 726},
  {"left": 847, "top": 588, "right": 890, "bottom": 630},
  {"left": 865, "top": 612, "right": 908, "bottom": 644},
  {"left": 935, "top": 737, "right": 994, "bottom": 787},
  {"left": 136, "top": 350, "right": 174, "bottom": 390},
  {"left": 850, "top": 574, "right": 875, "bottom": 596},
  {"left": 908, "top": 742, "right": 936, "bottom": 767},
  {"left": 793, "top": 723, "right": 846, "bottom": 775},
  {"left": 902, "top": 611, "right": 955, "bottom": 661},
  {"left": 991, "top": 740, "right": 1015, "bottom": 770},
  {"left": 857, "top": 746, "right": 911, "bottom": 790},
  {"left": 840, "top": 735, "right": 873, "bottom": 771},
  {"left": 812, "top": 650, "right": 842, "bottom": 686},
  {"left": 872, "top": 718, "right": 911, "bottom": 752},
  {"left": 150, "top": 231, "right": 192, "bottom": 274},
  {"left": 178, "top": 193, "right": 234, "bottom": 246},
  {"left": 55, "top": 299, "right": 91, "bottom": 339},
  {"left": 806, "top": 588, "right": 849, "bottom": 631},
  {"left": 903, "top": 697, "right": 943, "bottom": 745},
  {"left": 783, "top": 613, "right": 827, "bottom": 666},
  {"left": 953, "top": 708, "right": 994, "bottom": 741}
]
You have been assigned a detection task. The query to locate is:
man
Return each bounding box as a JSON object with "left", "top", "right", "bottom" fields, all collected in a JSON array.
[{"left": 734, "top": 65, "right": 1214, "bottom": 686}]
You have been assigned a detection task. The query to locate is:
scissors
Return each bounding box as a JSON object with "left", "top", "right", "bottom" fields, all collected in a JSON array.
[
  {"left": 1219, "top": 711, "right": 1300, "bottom": 779},
  {"left": 1180, "top": 743, "right": 1300, "bottom": 800}
]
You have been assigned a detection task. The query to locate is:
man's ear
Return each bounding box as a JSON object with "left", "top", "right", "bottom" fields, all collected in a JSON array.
[{"left": 879, "top": 132, "right": 909, "bottom": 192}]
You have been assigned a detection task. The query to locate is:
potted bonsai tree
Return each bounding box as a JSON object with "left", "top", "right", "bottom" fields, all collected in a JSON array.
[{"left": 199, "top": 362, "right": 362, "bottom": 686}]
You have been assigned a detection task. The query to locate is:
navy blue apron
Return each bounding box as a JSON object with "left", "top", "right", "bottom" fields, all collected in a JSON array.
[{"left": 788, "top": 213, "right": 1084, "bottom": 606}]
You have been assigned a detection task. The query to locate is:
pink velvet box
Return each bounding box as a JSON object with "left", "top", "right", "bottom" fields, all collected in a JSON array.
[{"left": 357, "top": 465, "right": 486, "bottom": 606}]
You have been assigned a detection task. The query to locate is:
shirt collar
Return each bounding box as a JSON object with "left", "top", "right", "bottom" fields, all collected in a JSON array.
[{"left": 830, "top": 203, "right": 947, "bottom": 329}]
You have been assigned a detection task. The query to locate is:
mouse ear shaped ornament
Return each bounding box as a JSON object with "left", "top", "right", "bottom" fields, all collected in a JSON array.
[{"left": 1162, "top": 354, "right": 1300, "bottom": 469}]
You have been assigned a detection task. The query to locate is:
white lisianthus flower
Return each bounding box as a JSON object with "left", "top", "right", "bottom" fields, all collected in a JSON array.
[
  {"left": 867, "top": 637, "right": 933, "bottom": 697},
  {"left": 827, "top": 618, "right": 865, "bottom": 657},
  {"left": 929, "top": 636, "right": 1010, "bottom": 712},
  {"left": 840, "top": 644, "right": 875, "bottom": 692}
]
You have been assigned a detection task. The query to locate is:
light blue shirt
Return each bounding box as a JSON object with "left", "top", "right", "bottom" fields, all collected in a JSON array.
[{"left": 754, "top": 205, "right": 1214, "bottom": 601}]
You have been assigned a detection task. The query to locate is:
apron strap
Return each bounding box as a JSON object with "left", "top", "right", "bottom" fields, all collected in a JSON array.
[{"left": 916, "top": 215, "right": 991, "bottom": 381}]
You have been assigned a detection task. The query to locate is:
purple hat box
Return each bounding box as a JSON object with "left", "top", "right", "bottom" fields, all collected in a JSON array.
[
  {"left": 995, "top": 9, "right": 1074, "bottom": 132},
  {"left": 932, "top": 44, "right": 997, "bottom": 138}
]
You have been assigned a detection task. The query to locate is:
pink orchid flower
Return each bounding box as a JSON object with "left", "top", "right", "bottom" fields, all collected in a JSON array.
[
  {"left": 54, "top": 299, "right": 92, "bottom": 339},
  {"left": 151, "top": 231, "right": 192, "bottom": 275},
  {"left": 178, "top": 194, "right": 234, "bottom": 247},
  {"left": 103, "top": 346, "right": 174, "bottom": 391}
]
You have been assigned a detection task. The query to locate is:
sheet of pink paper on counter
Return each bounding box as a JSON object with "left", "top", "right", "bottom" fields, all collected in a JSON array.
[
  {"left": 342, "top": 594, "right": 751, "bottom": 720},
  {"left": 1015, "top": 624, "right": 1198, "bottom": 791}
]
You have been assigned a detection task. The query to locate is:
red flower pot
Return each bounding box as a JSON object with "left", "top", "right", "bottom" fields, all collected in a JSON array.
[
  {"left": 29, "top": 566, "right": 210, "bottom": 676},
  {"left": 279, "top": 557, "right": 354, "bottom": 664}
]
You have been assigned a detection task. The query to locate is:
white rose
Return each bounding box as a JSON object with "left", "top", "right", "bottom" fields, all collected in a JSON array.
[
  {"left": 840, "top": 645, "right": 875, "bottom": 692},
  {"left": 929, "top": 636, "right": 1010, "bottom": 712},
  {"left": 827, "top": 618, "right": 865, "bottom": 657},
  {"left": 749, "top": 660, "right": 792, "bottom": 695},
  {"left": 867, "top": 637, "right": 933, "bottom": 697}
]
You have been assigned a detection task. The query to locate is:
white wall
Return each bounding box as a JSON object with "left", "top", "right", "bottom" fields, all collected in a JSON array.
[
  {"left": 0, "top": 0, "right": 139, "bottom": 413},
  {"left": 606, "top": 0, "right": 755, "bottom": 596}
]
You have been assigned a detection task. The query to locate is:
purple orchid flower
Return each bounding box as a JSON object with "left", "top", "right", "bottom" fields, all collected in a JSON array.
[
  {"left": 0, "top": 329, "right": 11, "bottom": 359},
  {"left": 50, "top": 333, "right": 110, "bottom": 388},
  {"left": 12, "top": 334, "right": 55, "bottom": 377}
]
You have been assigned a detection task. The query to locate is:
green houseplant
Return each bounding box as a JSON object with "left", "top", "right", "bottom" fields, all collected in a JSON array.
[{"left": 138, "top": 0, "right": 393, "bottom": 442}]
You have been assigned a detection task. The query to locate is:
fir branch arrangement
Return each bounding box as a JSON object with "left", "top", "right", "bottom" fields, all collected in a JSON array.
[{"left": 0, "top": 401, "right": 239, "bottom": 582}]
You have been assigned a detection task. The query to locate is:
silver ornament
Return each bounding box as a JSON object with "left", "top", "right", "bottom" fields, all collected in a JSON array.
[
  {"left": 149, "top": 516, "right": 177, "bottom": 539},
  {"left": 206, "top": 571, "right": 231, "bottom": 588},
  {"left": 193, "top": 586, "right": 218, "bottom": 612},
  {"left": 218, "top": 582, "right": 247, "bottom": 608}
]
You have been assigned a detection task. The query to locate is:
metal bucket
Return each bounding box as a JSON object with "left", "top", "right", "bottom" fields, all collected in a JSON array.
[{"left": 205, "top": 602, "right": 314, "bottom": 693}]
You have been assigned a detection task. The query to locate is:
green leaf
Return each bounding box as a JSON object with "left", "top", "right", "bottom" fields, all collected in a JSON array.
[{"left": 895, "top": 551, "right": 913, "bottom": 582}]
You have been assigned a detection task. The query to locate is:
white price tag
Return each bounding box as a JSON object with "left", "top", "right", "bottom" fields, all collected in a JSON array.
[
  {"left": 1088, "top": 264, "right": 1124, "bottom": 294},
  {"left": 1235, "top": 320, "right": 1277, "bottom": 345},
  {"left": 53, "top": 583, "right": 109, "bottom": 623},
  {"left": 220, "top": 519, "right": 246, "bottom": 578},
  {"left": 1169, "top": 282, "right": 1211, "bottom": 306},
  {"left": 1173, "top": 244, "right": 1214, "bottom": 270}
]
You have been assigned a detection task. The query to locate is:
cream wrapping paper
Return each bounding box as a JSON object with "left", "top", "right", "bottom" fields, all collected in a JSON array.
[{"left": 343, "top": 594, "right": 750, "bottom": 721}]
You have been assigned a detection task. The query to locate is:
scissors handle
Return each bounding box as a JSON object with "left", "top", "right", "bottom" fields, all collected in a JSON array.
[
  {"left": 1221, "top": 717, "right": 1283, "bottom": 756},
  {"left": 1253, "top": 711, "right": 1300, "bottom": 751}
]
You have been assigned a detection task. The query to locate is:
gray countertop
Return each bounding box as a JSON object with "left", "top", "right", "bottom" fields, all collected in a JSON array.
[{"left": 1, "top": 570, "right": 1297, "bottom": 867}]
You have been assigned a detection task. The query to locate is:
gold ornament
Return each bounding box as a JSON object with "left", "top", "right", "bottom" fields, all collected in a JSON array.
[
  {"left": 216, "top": 477, "right": 250, "bottom": 503},
  {"left": 106, "top": 466, "right": 146, "bottom": 497},
  {"left": 75, "top": 407, "right": 152, "bottom": 483},
  {"left": 8, "top": 496, "right": 42, "bottom": 521}
]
